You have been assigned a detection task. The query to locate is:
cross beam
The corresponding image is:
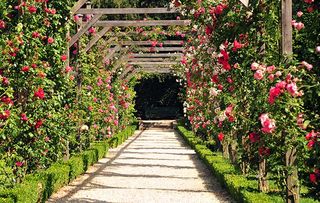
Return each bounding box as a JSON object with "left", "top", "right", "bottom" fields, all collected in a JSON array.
[
  {"left": 69, "top": 14, "right": 102, "bottom": 48},
  {"left": 95, "top": 20, "right": 191, "bottom": 27},
  {"left": 121, "top": 40, "right": 184, "bottom": 46},
  {"left": 76, "top": 8, "right": 178, "bottom": 15},
  {"left": 85, "top": 27, "right": 111, "bottom": 52},
  {"left": 130, "top": 53, "right": 183, "bottom": 58},
  {"left": 129, "top": 61, "right": 179, "bottom": 66}
]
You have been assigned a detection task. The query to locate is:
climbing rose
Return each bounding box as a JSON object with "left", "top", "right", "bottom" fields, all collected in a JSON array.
[
  {"left": 316, "top": 46, "right": 320, "bottom": 53},
  {"left": 307, "top": 140, "right": 315, "bottom": 149},
  {"left": 0, "top": 20, "right": 5, "bottom": 29},
  {"left": 61, "top": 55, "right": 67, "bottom": 61},
  {"left": 310, "top": 173, "right": 317, "bottom": 184},
  {"left": 249, "top": 132, "right": 260, "bottom": 143},
  {"left": 259, "top": 113, "right": 276, "bottom": 134},
  {"left": 0, "top": 110, "right": 10, "bottom": 120},
  {"left": 28, "top": 6, "right": 37, "bottom": 13},
  {"left": 65, "top": 66, "right": 73, "bottom": 73},
  {"left": 254, "top": 70, "right": 264, "bottom": 80},
  {"left": 258, "top": 147, "right": 270, "bottom": 156},
  {"left": 35, "top": 120, "right": 43, "bottom": 129},
  {"left": 304, "top": 0, "right": 314, "bottom": 3},
  {"left": 218, "top": 132, "right": 224, "bottom": 141},
  {"left": 21, "top": 66, "right": 30, "bottom": 72},
  {"left": 297, "top": 11, "right": 303, "bottom": 17},
  {"left": 47, "top": 37, "right": 54, "bottom": 44},
  {"left": 232, "top": 40, "right": 243, "bottom": 51},
  {"left": 88, "top": 27, "right": 96, "bottom": 35},
  {"left": 1, "top": 96, "right": 13, "bottom": 105},
  {"left": 32, "top": 32, "right": 40, "bottom": 38},
  {"left": 20, "top": 113, "right": 28, "bottom": 122},
  {"left": 306, "top": 130, "right": 317, "bottom": 140},
  {"left": 293, "top": 22, "right": 304, "bottom": 30},
  {"left": 205, "top": 25, "right": 213, "bottom": 35},
  {"left": 286, "top": 82, "right": 298, "bottom": 96},
  {"left": 34, "top": 88, "right": 45, "bottom": 99},
  {"left": 251, "top": 62, "right": 259, "bottom": 70},
  {"left": 268, "top": 87, "right": 281, "bottom": 104},
  {"left": 301, "top": 61, "right": 313, "bottom": 71},
  {"left": 15, "top": 162, "right": 24, "bottom": 167}
]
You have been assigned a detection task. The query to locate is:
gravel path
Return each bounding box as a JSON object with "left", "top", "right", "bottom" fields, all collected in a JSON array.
[{"left": 48, "top": 128, "right": 233, "bottom": 203}]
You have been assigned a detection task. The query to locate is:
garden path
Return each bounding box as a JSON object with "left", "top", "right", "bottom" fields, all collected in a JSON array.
[{"left": 48, "top": 127, "right": 233, "bottom": 203}]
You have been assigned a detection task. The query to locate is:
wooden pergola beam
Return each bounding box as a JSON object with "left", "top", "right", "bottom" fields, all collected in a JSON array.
[
  {"left": 85, "top": 26, "right": 111, "bottom": 52},
  {"left": 130, "top": 53, "right": 183, "bottom": 58},
  {"left": 128, "top": 58, "right": 181, "bottom": 62},
  {"left": 111, "top": 55, "right": 129, "bottom": 72},
  {"left": 71, "top": 0, "right": 88, "bottom": 15},
  {"left": 76, "top": 8, "right": 178, "bottom": 15},
  {"left": 135, "top": 47, "right": 184, "bottom": 52},
  {"left": 95, "top": 20, "right": 191, "bottom": 27},
  {"left": 69, "top": 14, "right": 102, "bottom": 48},
  {"left": 105, "top": 45, "right": 121, "bottom": 61},
  {"left": 121, "top": 40, "right": 184, "bottom": 46},
  {"left": 129, "top": 61, "right": 179, "bottom": 66}
]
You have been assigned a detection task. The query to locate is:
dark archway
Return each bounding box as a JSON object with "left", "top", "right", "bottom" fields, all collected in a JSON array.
[{"left": 134, "top": 74, "right": 183, "bottom": 120}]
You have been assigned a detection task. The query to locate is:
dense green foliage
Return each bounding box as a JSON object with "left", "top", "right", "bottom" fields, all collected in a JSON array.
[{"left": 0, "top": 125, "right": 136, "bottom": 203}]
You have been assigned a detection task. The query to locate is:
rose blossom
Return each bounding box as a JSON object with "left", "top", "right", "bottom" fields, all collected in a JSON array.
[
  {"left": 286, "top": 82, "right": 298, "bottom": 96},
  {"left": 254, "top": 70, "right": 264, "bottom": 80},
  {"left": 218, "top": 132, "right": 224, "bottom": 141},
  {"left": 297, "top": 11, "right": 303, "bottom": 17}
]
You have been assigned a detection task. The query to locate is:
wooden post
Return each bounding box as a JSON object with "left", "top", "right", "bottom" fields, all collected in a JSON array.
[
  {"left": 282, "top": 0, "right": 293, "bottom": 56},
  {"left": 258, "top": 158, "right": 269, "bottom": 192},
  {"left": 282, "top": 0, "right": 299, "bottom": 202},
  {"left": 286, "top": 148, "right": 299, "bottom": 203}
]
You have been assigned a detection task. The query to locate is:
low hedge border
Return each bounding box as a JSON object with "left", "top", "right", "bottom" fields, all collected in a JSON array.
[
  {"left": 176, "top": 124, "right": 319, "bottom": 203},
  {"left": 0, "top": 125, "right": 137, "bottom": 203}
]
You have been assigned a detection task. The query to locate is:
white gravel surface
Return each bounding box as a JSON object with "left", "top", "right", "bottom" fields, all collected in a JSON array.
[{"left": 48, "top": 128, "right": 234, "bottom": 203}]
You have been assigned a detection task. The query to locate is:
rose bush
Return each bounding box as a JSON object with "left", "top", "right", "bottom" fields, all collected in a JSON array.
[
  {"left": 174, "top": 0, "right": 319, "bottom": 200},
  {"left": 0, "top": 0, "right": 136, "bottom": 187}
]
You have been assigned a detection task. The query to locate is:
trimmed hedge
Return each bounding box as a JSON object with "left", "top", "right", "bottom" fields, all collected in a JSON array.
[
  {"left": 0, "top": 125, "right": 136, "bottom": 203},
  {"left": 176, "top": 124, "right": 320, "bottom": 203}
]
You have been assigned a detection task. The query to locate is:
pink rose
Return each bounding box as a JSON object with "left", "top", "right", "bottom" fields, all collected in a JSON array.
[
  {"left": 254, "top": 70, "right": 264, "bottom": 80},
  {"left": 286, "top": 82, "right": 298, "bottom": 96}
]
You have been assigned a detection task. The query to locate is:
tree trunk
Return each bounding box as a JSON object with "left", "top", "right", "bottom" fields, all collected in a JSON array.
[
  {"left": 286, "top": 148, "right": 299, "bottom": 203},
  {"left": 258, "top": 158, "right": 269, "bottom": 192}
]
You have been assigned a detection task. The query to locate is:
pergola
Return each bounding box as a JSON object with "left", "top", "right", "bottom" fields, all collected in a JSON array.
[{"left": 68, "top": 0, "right": 189, "bottom": 80}]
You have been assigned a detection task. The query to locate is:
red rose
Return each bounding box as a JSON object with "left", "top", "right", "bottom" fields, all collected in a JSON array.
[
  {"left": 0, "top": 110, "right": 10, "bottom": 120},
  {"left": 35, "top": 120, "right": 43, "bottom": 129},
  {"left": 249, "top": 132, "right": 260, "bottom": 143},
  {"left": 310, "top": 173, "right": 317, "bottom": 184},
  {"left": 1, "top": 96, "right": 13, "bottom": 105},
  {"left": 2, "top": 77, "right": 9, "bottom": 86},
  {"left": 21, "top": 113, "right": 28, "bottom": 122},
  {"left": 28, "top": 6, "right": 37, "bottom": 13},
  {"left": 0, "top": 20, "right": 6, "bottom": 29},
  {"left": 47, "top": 37, "right": 54, "bottom": 44},
  {"left": 21, "top": 66, "right": 30, "bottom": 72},
  {"left": 34, "top": 88, "right": 45, "bottom": 99},
  {"left": 218, "top": 132, "right": 224, "bottom": 141},
  {"left": 15, "top": 162, "right": 24, "bottom": 167},
  {"left": 61, "top": 54, "right": 67, "bottom": 61}
]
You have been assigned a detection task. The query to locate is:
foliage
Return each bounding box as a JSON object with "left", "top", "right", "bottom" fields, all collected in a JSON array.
[
  {"left": 0, "top": 125, "right": 136, "bottom": 202},
  {"left": 0, "top": 0, "right": 136, "bottom": 187},
  {"left": 174, "top": 0, "right": 320, "bottom": 200},
  {"left": 176, "top": 123, "right": 320, "bottom": 203}
]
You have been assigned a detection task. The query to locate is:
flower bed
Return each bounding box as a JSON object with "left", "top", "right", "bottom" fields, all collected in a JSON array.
[
  {"left": 0, "top": 125, "right": 136, "bottom": 203},
  {"left": 176, "top": 123, "right": 319, "bottom": 203}
]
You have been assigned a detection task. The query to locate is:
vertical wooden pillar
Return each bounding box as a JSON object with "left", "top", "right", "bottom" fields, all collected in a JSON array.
[
  {"left": 64, "top": 27, "right": 71, "bottom": 161},
  {"left": 282, "top": 0, "right": 299, "bottom": 202},
  {"left": 281, "top": 0, "right": 293, "bottom": 55}
]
